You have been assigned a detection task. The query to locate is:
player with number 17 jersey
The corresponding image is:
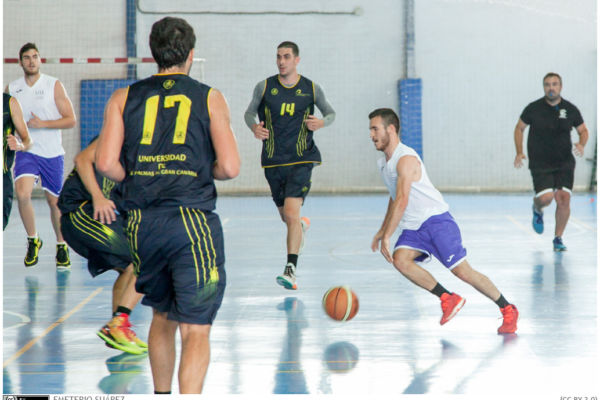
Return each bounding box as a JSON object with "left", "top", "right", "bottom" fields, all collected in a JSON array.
[{"left": 121, "top": 73, "right": 216, "bottom": 211}]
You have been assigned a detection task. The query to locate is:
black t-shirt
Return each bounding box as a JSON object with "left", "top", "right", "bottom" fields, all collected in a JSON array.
[
  {"left": 121, "top": 73, "right": 216, "bottom": 211},
  {"left": 257, "top": 75, "right": 321, "bottom": 167},
  {"left": 520, "top": 97, "right": 584, "bottom": 170}
]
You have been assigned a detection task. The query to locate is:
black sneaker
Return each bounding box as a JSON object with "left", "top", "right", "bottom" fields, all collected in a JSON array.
[
  {"left": 24, "top": 237, "right": 43, "bottom": 267},
  {"left": 56, "top": 243, "right": 71, "bottom": 269}
]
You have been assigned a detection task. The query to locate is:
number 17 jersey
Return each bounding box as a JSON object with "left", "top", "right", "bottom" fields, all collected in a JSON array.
[{"left": 121, "top": 73, "right": 216, "bottom": 211}]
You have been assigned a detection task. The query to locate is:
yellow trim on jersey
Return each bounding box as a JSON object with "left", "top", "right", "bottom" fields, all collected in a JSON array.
[
  {"left": 296, "top": 108, "right": 310, "bottom": 157},
  {"left": 265, "top": 106, "right": 275, "bottom": 159},
  {"left": 312, "top": 81, "right": 316, "bottom": 100},
  {"left": 277, "top": 74, "right": 302, "bottom": 89},
  {"left": 69, "top": 206, "right": 114, "bottom": 246},
  {"left": 262, "top": 160, "right": 321, "bottom": 169},
  {"left": 121, "top": 86, "right": 130, "bottom": 116},
  {"left": 206, "top": 87, "right": 213, "bottom": 119}
]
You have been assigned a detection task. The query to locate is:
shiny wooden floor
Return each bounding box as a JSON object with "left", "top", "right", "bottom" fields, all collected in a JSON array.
[{"left": 2, "top": 194, "right": 598, "bottom": 397}]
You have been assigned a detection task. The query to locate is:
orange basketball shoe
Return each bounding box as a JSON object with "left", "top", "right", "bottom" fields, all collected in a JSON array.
[
  {"left": 498, "top": 304, "right": 519, "bottom": 334},
  {"left": 440, "top": 292, "right": 465, "bottom": 325}
]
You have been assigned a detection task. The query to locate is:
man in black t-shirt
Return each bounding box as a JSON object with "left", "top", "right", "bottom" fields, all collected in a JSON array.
[{"left": 514, "top": 72, "right": 589, "bottom": 251}]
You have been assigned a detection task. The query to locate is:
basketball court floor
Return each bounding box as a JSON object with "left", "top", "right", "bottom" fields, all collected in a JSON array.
[{"left": 2, "top": 193, "right": 598, "bottom": 397}]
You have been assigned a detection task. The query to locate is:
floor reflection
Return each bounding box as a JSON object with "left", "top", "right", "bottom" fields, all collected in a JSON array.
[{"left": 273, "top": 297, "right": 308, "bottom": 394}]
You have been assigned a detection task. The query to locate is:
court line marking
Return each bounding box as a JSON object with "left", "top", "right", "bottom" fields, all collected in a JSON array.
[
  {"left": 569, "top": 216, "right": 593, "bottom": 231},
  {"left": 3, "top": 310, "right": 32, "bottom": 330},
  {"left": 2, "top": 287, "right": 104, "bottom": 368}
]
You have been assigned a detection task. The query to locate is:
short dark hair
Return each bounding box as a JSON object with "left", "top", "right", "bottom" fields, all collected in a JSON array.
[
  {"left": 19, "top": 43, "right": 39, "bottom": 60},
  {"left": 149, "top": 17, "right": 196, "bottom": 70},
  {"left": 277, "top": 41, "right": 299, "bottom": 57},
  {"left": 543, "top": 72, "right": 562, "bottom": 85},
  {"left": 369, "top": 108, "right": 400, "bottom": 134}
]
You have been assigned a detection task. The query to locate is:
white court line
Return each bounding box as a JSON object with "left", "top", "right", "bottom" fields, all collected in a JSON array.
[
  {"left": 505, "top": 215, "right": 547, "bottom": 246},
  {"left": 569, "top": 216, "right": 594, "bottom": 231},
  {"left": 3, "top": 310, "right": 31, "bottom": 330}
]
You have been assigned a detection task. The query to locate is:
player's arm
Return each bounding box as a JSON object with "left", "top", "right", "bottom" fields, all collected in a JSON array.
[
  {"left": 209, "top": 89, "right": 241, "bottom": 180},
  {"left": 7, "top": 96, "right": 33, "bottom": 151},
  {"left": 379, "top": 156, "right": 421, "bottom": 263},
  {"left": 244, "top": 80, "right": 269, "bottom": 140},
  {"left": 95, "top": 88, "right": 128, "bottom": 182},
  {"left": 306, "top": 83, "right": 335, "bottom": 131},
  {"left": 513, "top": 118, "right": 528, "bottom": 168},
  {"left": 573, "top": 122, "right": 589, "bottom": 157},
  {"left": 75, "top": 139, "right": 117, "bottom": 224},
  {"left": 28, "top": 80, "right": 77, "bottom": 129},
  {"left": 371, "top": 197, "right": 393, "bottom": 252}
]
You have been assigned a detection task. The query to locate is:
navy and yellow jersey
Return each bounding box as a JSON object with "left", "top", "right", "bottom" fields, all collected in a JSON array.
[
  {"left": 58, "top": 164, "right": 121, "bottom": 215},
  {"left": 121, "top": 73, "right": 216, "bottom": 211},
  {"left": 257, "top": 75, "right": 321, "bottom": 168},
  {"left": 3, "top": 93, "right": 16, "bottom": 175}
]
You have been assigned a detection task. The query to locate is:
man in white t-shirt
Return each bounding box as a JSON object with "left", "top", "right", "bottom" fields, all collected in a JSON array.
[
  {"left": 369, "top": 108, "right": 518, "bottom": 334},
  {"left": 6, "top": 43, "right": 76, "bottom": 268}
]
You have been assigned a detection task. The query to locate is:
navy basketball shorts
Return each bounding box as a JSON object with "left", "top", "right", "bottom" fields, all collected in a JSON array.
[
  {"left": 264, "top": 163, "right": 314, "bottom": 207},
  {"left": 4, "top": 171, "right": 14, "bottom": 230},
  {"left": 127, "top": 207, "right": 226, "bottom": 325},
  {"left": 394, "top": 212, "right": 467, "bottom": 270},
  {"left": 530, "top": 168, "right": 574, "bottom": 196},
  {"left": 60, "top": 202, "right": 132, "bottom": 277}
]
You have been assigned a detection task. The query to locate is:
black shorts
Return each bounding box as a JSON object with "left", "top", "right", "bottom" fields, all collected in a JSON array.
[
  {"left": 4, "top": 171, "right": 14, "bottom": 230},
  {"left": 264, "top": 163, "right": 314, "bottom": 207},
  {"left": 127, "top": 207, "right": 226, "bottom": 325},
  {"left": 60, "top": 202, "right": 131, "bottom": 277},
  {"left": 530, "top": 168, "right": 574, "bottom": 195}
]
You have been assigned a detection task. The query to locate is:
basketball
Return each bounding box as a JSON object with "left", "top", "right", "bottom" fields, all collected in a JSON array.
[{"left": 322, "top": 286, "right": 359, "bottom": 321}]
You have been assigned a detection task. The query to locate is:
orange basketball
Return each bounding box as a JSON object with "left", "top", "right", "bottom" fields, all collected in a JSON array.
[{"left": 322, "top": 286, "right": 359, "bottom": 321}]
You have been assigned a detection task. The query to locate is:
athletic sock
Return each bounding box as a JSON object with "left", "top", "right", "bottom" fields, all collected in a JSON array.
[
  {"left": 430, "top": 283, "right": 450, "bottom": 298},
  {"left": 287, "top": 254, "right": 298, "bottom": 267},
  {"left": 495, "top": 294, "right": 510, "bottom": 309},
  {"left": 57, "top": 241, "right": 67, "bottom": 246},
  {"left": 154, "top": 391, "right": 171, "bottom": 394},
  {"left": 27, "top": 233, "right": 38, "bottom": 239},
  {"left": 114, "top": 306, "right": 132, "bottom": 317}
]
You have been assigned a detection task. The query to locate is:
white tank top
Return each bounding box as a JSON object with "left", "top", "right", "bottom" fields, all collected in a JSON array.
[
  {"left": 8, "top": 74, "right": 65, "bottom": 157},
  {"left": 378, "top": 142, "right": 449, "bottom": 230}
]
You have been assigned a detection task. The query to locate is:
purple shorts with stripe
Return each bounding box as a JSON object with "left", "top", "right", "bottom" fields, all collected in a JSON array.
[
  {"left": 394, "top": 212, "right": 467, "bottom": 270},
  {"left": 13, "top": 152, "right": 64, "bottom": 197}
]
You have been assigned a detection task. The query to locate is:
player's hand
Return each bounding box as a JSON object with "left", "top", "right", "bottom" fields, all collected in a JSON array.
[
  {"left": 27, "top": 112, "right": 46, "bottom": 129},
  {"left": 305, "top": 115, "right": 324, "bottom": 131},
  {"left": 252, "top": 121, "right": 270, "bottom": 140},
  {"left": 380, "top": 236, "right": 393, "bottom": 264},
  {"left": 371, "top": 230, "right": 384, "bottom": 252},
  {"left": 514, "top": 153, "right": 526, "bottom": 168},
  {"left": 573, "top": 143, "right": 585, "bottom": 157},
  {"left": 92, "top": 196, "right": 117, "bottom": 225},
  {"left": 6, "top": 135, "right": 24, "bottom": 151}
]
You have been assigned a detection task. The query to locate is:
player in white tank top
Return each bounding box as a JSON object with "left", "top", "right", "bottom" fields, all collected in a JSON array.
[
  {"left": 9, "top": 73, "right": 65, "bottom": 158},
  {"left": 369, "top": 108, "right": 519, "bottom": 334},
  {"left": 5, "top": 43, "right": 76, "bottom": 268},
  {"left": 378, "top": 141, "right": 448, "bottom": 231}
]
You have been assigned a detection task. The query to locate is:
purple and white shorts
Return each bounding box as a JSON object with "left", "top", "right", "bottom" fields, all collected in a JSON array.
[
  {"left": 394, "top": 212, "right": 467, "bottom": 270},
  {"left": 13, "top": 152, "right": 64, "bottom": 197}
]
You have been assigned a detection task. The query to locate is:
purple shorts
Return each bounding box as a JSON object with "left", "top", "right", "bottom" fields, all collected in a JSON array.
[
  {"left": 394, "top": 212, "right": 467, "bottom": 270},
  {"left": 13, "top": 152, "right": 64, "bottom": 197}
]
